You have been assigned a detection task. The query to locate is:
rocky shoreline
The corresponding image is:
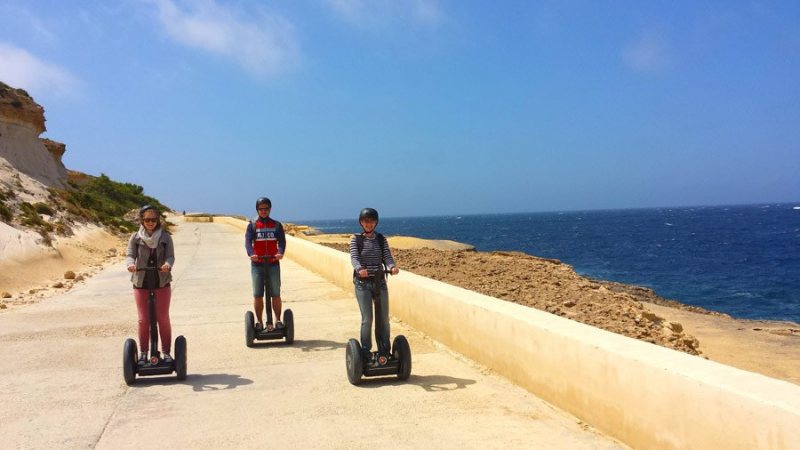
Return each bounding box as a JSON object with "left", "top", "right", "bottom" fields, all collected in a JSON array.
[
  {"left": 321, "top": 243, "right": 704, "bottom": 355},
  {"left": 319, "top": 236, "right": 794, "bottom": 348},
  {"left": 313, "top": 234, "right": 800, "bottom": 385}
]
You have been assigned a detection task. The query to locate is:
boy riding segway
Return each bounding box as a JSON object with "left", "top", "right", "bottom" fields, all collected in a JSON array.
[{"left": 244, "top": 197, "right": 294, "bottom": 346}]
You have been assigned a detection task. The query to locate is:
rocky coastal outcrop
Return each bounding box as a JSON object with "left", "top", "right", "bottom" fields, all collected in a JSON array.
[
  {"left": 0, "top": 81, "right": 174, "bottom": 312},
  {"left": 0, "top": 81, "right": 67, "bottom": 188},
  {"left": 0, "top": 82, "right": 46, "bottom": 134},
  {"left": 41, "top": 138, "right": 66, "bottom": 164}
]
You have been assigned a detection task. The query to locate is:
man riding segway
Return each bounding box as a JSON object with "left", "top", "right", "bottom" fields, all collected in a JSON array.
[{"left": 243, "top": 197, "right": 294, "bottom": 346}]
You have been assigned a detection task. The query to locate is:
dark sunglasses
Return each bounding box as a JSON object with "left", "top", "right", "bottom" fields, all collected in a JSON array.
[{"left": 143, "top": 218, "right": 158, "bottom": 223}]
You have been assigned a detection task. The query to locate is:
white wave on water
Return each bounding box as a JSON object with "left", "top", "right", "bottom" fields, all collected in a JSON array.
[
  {"left": 793, "top": 206, "right": 800, "bottom": 210},
  {"left": 664, "top": 222, "right": 673, "bottom": 226}
]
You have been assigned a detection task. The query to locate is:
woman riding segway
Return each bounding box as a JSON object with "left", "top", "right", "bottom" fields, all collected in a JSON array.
[
  {"left": 345, "top": 208, "right": 411, "bottom": 384},
  {"left": 122, "top": 205, "right": 186, "bottom": 384}
]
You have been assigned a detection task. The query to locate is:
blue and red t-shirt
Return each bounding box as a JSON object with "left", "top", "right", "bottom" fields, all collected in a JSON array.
[{"left": 245, "top": 217, "right": 286, "bottom": 265}]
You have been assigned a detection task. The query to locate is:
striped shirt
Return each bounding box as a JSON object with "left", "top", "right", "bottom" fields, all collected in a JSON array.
[{"left": 350, "top": 233, "right": 396, "bottom": 276}]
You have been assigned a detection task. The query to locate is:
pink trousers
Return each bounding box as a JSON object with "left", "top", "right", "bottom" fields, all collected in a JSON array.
[{"left": 133, "top": 286, "right": 172, "bottom": 353}]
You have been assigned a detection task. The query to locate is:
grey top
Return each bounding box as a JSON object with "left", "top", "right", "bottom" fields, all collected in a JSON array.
[
  {"left": 349, "top": 233, "right": 396, "bottom": 276},
  {"left": 126, "top": 231, "right": 175, "bottom": 288}
]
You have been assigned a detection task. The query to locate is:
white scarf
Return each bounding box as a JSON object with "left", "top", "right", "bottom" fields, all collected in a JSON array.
[{"left": 137, "top": 226, "right": 162, "bottom": 249}]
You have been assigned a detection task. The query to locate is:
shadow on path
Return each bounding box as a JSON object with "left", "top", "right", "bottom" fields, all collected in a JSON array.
[
  {"left": 248, "top": 340, "right": 292, "bottom": 349},
  {"left": 130, "top": 373, "right": 253, "bottom": 392},
  {"left": 358, "top": 374, "right": 476, "bottom": 392},
  {"left": 295, "top": 339, "right": 347, "bottom": 353}
]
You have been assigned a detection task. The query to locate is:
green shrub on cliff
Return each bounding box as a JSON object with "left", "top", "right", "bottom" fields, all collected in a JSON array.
[
  {"left": 33, "top": 202, "right": 55, "bottom": 216},
  {"left": 1, "top": 171, "right": 168, "bottom": 238},
  {"left": 16, "top": 202, "right": 54, "bottom": 245},
  {"left": 20, "top": 202, "right": 43, "bottom": 225},
  {"left": 0, "top": 190, "right": 11, "bottom": 222},
  {"left": 50, "top": 173, "right": 169, "bottom": 233},
  {"left": 20, "top": 202, "right": 52, "bottom": 230},
  {"left": 0, "top": 199, "right": 11, "bottom": 222}
]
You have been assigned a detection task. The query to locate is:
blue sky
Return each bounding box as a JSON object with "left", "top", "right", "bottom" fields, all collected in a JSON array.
[{"left": 1, "top": 0, "right": 798, "bottom": 221}]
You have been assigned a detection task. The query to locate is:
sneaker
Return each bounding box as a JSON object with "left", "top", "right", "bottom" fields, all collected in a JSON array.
[
  {"left": 255, "top": 322, "right": 263, "bottom": 331},
  {"left": 162, "top": 352, "right": 173, "bottom": 363},
  {"left": 139, "top": 352, "right": 147, "bottom": 363},
  {"left": 275, "top": 321, "right": 284, "bottom": 329}
]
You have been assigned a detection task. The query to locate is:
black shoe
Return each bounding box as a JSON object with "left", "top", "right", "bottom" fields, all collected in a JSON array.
[{"left": 255, "top": 322, "right": 263, "bottom": 331}]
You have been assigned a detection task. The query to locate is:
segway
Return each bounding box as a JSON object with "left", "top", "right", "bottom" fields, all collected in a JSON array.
[
  {"left": 245, "top": 309, "right": 294, "bottom": 346},
  {"left": 244, "top": 256, "right": 294, "bottom": 347},
  {"left": 123, "top": 267, "right": 187, "bottom": 385},
  {"left": 346, "top": 335, "right": 411, "bottom": 385},
  {"left": 345, "top": 270, "right": 411, "bottom": 385}
]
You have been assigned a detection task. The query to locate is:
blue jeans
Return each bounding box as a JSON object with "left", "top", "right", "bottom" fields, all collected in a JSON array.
[
  {"left": 354, "top": 277, "right": 390, "bottom": 356},
  {"left": 251, "top": 263, "right": 281, "bottom": 298}
]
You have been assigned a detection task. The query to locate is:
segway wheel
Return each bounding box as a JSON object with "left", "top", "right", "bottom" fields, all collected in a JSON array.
[
  {"left": 174, "top": 335, "right": 187, "bottom": 381},
  {"left": 346, "top": 339, "right": 364, "bottom": 385},
  {"left": 245, "top": 311, "right": 255, "bottom": 347},
  {"left": 123, "top": 338, "right": 137, "bottom": 386},
  {"left": 283, "top": 309, "right": 294, "bottom": 344},
  {"left": 393, "top": 335, "right": 412, "bottom": 381}
]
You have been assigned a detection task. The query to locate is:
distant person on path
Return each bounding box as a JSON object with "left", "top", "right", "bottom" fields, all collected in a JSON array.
[
  {"left": 126, "top": 205, "right": 175, "bottom": 363},
  {"left": 245, "top": 197, "right": 286, "bottom": 331},
  {"left": 350, "top": 207, "right": 399, "bottom": 365}
]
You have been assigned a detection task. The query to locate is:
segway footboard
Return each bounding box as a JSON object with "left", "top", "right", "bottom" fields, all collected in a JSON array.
[{"left": 362, "top": 359, "right": 400, "bottom": 377}]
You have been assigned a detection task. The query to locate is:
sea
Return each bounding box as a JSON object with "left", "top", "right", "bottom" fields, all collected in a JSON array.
[{"left": 304, "top": 203, "right": 800, "bottom": 323}]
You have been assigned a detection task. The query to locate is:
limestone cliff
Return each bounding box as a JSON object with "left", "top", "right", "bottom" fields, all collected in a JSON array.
[
  {"left": 0, "top": 82, "right": 45, "bottom": 135},
  {"left": 41, "top": 138, "right": 66, "bottom": 164},
  {"left": 0, "top": 81, "right": 168, "bottom": 301},
  {"left": 1, "top": 80, "right": 74, "bottom": 258},
  {"left": 0, "top": 81, "right": 67, "bottom": 188}
]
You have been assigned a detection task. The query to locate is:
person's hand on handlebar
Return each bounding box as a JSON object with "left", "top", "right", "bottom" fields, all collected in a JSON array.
[
  {"left": 250, "top": 254, "right": 282, "bottom": 262},
  {"left": 128, "top": 264, "right": 170, "bottom": 272},
  {"left": 390, "top": 266, "right": 399, "bottom": 275},
  {"left": 358, "top": 268, "right": 369, "bottom": 278}
]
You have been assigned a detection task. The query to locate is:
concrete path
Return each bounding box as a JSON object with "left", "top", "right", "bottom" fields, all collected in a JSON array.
[{"left": 0, "top": 221, "right": 625, "bottom": 449}]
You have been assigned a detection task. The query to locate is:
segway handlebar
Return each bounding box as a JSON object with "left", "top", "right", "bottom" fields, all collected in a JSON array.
[
  {"left": 251, "top": 255, "right": 277, "bottom": 259},
  {"left": 135, "top": 266, "right": 170, "bottom": 272},
  {"left": 356, "top": 267, "right": 397, "bottom": 279}
]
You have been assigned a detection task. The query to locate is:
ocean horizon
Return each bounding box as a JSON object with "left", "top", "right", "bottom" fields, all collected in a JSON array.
[{"left": 303, "top": 202, "right": 800, "bottom": 323}]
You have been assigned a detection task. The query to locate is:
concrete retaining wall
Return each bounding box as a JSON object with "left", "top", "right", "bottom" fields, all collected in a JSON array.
[{"left": 211, "top": 216, "right": 800, "bottom": 450}]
